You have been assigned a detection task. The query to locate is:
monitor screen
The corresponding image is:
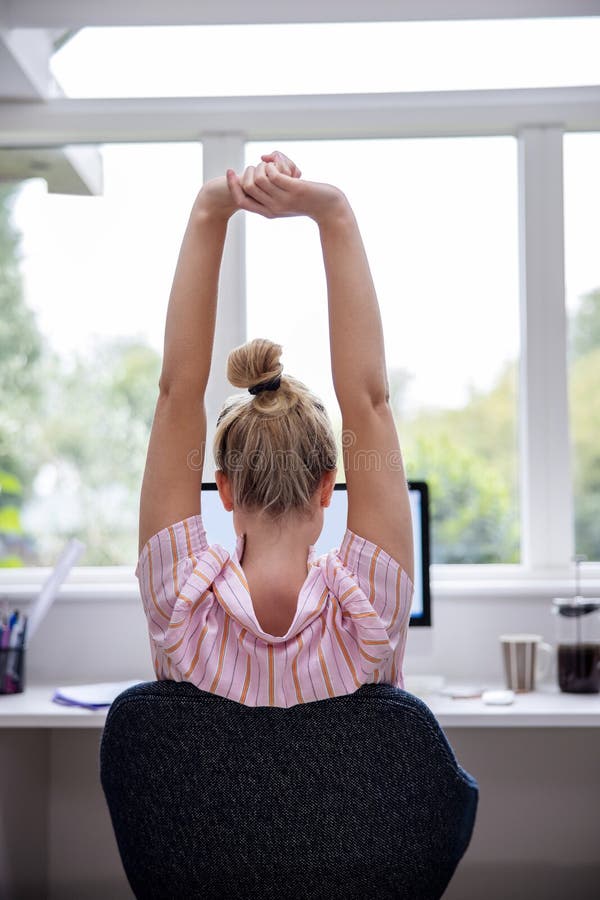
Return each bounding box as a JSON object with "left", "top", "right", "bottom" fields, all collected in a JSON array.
[{"left": 200, "top": 481, "right": 431, "bottom": 627}]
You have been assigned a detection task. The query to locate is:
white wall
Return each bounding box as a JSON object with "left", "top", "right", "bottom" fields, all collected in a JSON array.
[{"left": 20, "top": 588, "right": 570, "bottom": 686}]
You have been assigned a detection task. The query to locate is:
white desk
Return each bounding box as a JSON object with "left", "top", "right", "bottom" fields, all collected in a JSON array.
[
  {"left": 1, "top": 682, "right": 599, "bottom": 900},
  {"left": 0, "top": 682, "right": 598, "bottom": 727}
]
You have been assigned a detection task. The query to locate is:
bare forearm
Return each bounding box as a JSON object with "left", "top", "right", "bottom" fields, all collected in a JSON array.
[
  {"left": 317, "top": 198, "right": 389, "bottom": 411},
  {"left": 159, "top": 197, "right": 229, "bottom": 396}
]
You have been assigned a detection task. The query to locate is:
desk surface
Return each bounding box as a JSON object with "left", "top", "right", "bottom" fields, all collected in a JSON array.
[{"left": 0, "top": 683, "right": 598, "bottom": 728}]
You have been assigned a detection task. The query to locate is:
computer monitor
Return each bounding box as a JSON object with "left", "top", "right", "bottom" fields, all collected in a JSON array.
[{"left": 200, "top": 481, "right": 431, "bottom": 627}]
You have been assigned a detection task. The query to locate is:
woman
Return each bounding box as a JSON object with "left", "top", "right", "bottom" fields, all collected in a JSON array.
[{"left": 135, "top": 150, "right": 414, "bottom": 706}]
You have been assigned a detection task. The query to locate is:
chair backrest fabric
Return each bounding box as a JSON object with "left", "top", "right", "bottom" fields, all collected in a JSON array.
[{"left": 100, "top": 680, "right": 478, "bottom": 900}]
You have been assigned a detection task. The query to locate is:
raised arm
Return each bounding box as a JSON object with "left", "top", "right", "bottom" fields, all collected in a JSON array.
[
  {"left": 317, "top": 198, "right": 414, "bottom": 582},
  {"left": 138, "top": 157, "right": 301, "bottom": 556},
  {"left": 137, "top": 179, "right": 234, "bottom": 555},
  {"left": 226, "top": 154, "right": 414, "bottom": 581}
]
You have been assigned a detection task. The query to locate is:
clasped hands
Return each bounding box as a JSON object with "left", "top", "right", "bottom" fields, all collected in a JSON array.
[{"left": 198, "top": 150, "right": 345, "bottom": 225}]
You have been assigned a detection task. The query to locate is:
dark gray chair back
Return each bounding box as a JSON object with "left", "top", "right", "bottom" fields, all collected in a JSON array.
[{"left": 100, "top": 680, "right": 478, "bottom": 899}]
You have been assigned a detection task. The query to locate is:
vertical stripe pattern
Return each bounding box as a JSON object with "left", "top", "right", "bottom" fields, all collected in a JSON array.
[{"left": 135, "top": 513, "right": 414, "bottom": 708}]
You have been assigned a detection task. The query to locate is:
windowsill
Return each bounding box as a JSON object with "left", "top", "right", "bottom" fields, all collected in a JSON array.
[{"left": 1, "top": 564, "right": 599, "bottom": 603}]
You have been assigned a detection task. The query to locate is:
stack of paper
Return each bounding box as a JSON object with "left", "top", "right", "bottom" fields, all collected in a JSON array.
[{"left": 52, "top": 680, "right": 147, "bottom": 710}]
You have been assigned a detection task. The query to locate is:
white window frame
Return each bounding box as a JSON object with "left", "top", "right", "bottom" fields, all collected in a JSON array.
[
  {"left": 4, "top": 1, "right": 599, "bottom": 27},
  {"left": 1, "top": 82, "right": 600, "bottom": 599}
]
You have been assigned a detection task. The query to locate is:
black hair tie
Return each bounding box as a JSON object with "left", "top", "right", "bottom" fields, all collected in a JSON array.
[{"left": 248, "top": 375, "right": 281, "bottom": 395}]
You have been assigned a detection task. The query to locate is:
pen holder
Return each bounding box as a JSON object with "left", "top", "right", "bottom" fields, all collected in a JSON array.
[{"left": 0, "top": 646, "right": 25, "bottom": 694}]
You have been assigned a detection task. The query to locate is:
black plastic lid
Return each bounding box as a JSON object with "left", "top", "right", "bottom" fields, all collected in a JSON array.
[{"left": 553, "top": 597, "right": 600, "bottom": 618}]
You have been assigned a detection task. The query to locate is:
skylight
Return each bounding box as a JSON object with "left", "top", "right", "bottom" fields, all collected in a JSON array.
[{"left": 50, "top": 18, "right": 600, "bottom": 98}]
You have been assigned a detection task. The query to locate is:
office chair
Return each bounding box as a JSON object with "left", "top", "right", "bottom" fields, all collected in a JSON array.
[{"left": 100, "top": 680, "right": 478, "bottom": 900}]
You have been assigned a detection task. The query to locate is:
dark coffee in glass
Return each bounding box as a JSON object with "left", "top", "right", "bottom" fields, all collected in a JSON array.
[
  {"left": 557, "top": 643, "right": 600, "bottom": 694},
  {"left": 553, "top": 597, "right": 600, "bottom": 694}
]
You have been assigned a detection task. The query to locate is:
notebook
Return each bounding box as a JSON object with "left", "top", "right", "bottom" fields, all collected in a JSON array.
[{"left": 52, "top": 680, "right": 146, "bottom": 710}]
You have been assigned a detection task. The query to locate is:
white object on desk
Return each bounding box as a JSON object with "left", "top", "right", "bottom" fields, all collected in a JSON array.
[
  {"left": 440, "top": 685, "right": 485, "bottom": 699},
  {"left": 52, "top": 680, "right": 147, "bottom": 709},
  {"left": 482, "top": 689, "right": 516, "bottom": 705},
  {"left": 403, "top": 674, "right": 446, "bottom": 697},
  {"left": 26, "top": 538, "right": 86, "bottom": 644}
]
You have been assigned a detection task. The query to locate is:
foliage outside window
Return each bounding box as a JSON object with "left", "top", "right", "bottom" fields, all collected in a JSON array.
[
  {"left": 0, "top": 133, "right": 598, "bottom": 568},
  {"left": 246, "top": 137, "right": 521, "bottom": 564},
  {"left": 565, "top": 133, "right": 600, "bottom": 562},
  {"left": 0, "top": 142, "right": 204, "bottom": 566}
]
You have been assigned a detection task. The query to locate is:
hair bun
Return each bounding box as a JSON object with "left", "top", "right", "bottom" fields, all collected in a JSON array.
[{"left": 227, "top": 338, "right": 283, "bottom": 391}]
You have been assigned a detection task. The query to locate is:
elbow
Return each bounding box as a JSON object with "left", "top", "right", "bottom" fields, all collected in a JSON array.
[
  {"left": 157, "top": 374, "right": 203, "bottom": 404},
  {"left": 368, "top": 377, "right": 390, "bottom": 410},
  {"left": 337, "top": 382, "right": 390, "bottom": 416},
  {"left": 375, "top": 377, "right": 391, "bottom": 410},
  {"left": 370, "top": 392, "right": 391, "bottom": 412},
  {"left": 157, "top": 374, "right": 173, "bottom": 399}
]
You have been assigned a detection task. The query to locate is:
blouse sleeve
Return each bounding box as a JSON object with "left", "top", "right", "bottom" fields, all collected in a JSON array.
[
  {"left": 134, "top": 514, "right": 218, "bottom": 648},
  {"left": 336, "top": 527, "right": 415, "bottom": 634}
]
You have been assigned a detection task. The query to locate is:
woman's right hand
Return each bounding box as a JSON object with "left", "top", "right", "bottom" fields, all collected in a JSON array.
[{"left": 226, "top": 152, "right": 347, "bottom": 224}]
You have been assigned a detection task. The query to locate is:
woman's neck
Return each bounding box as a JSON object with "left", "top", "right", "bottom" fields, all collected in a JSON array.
[{"left": 236, "top": 512, "right": 316, "bottom": 571}]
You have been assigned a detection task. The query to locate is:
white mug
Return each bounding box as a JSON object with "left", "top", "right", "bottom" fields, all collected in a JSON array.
[{"left": 499, "top": 633, "right": 553, "bottom": 692}]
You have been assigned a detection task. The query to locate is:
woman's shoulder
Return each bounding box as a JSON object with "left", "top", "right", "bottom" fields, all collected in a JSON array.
[
  {"left": 135, "top": 512, "right": 229, "bottom": 582},
  {"left": 134, "top": 513, "right": 238, "bottom": 648},
  {"left": 334, "top": 527, "right": 414, "bottom": 590},
  {"left": 310, "top": 527, "right": 414, "bottom": 634}
]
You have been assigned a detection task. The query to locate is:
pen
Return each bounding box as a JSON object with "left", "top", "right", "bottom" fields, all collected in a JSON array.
[
  {"left": 19, "top": 614, "right": 28, "bottom": 648},
  {"left": 9, "top": 616, "right": 22, "bottom": 647},
  {"left": 4, "top": 613, "right": 26, "bottom": 693},
  {"left": 0, "top": 618, "right": 8, "bottom": 691}
]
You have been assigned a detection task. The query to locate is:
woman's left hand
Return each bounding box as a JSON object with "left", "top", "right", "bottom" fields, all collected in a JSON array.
[{"left": 197, "top": 151, "right": 301, "bottom": 220}]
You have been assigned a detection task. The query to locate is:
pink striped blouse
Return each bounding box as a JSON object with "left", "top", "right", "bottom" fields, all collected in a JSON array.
[{"left": 135, "top": 513, "right": 414, "bottom": 708}]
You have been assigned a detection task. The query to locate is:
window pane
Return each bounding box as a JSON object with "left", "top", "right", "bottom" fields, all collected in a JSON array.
[
  {"left": 52, "top": 19, "right": 600, "bottom": 98},
  {"left": 245, "top": 138, "right": 520, "bottom": 563},
  {"left": 564, "top": 133, "right": 600, "bottom": 563},
  {"left": 1, "top": 143, "right": 203, "bottom": 567}
]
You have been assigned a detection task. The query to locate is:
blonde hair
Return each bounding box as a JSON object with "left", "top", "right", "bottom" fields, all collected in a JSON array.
[{"left": 214, "top": 338, "right": 337, "bottom": 521}]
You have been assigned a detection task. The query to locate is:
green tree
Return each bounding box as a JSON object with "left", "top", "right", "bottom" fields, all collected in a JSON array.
[
  {"left": 32, "top": 336, "right": 161, "bottom": 565},
  {"left": 568, "top": 288, "right": 600, "bottom": 560},
  {"left": 3, "top": 173, "right": 599, "bottom": 567},
  {"left": 568, "top": 288, "right": 600, "bottom": 362},
  {"left": 0, "top": 184, "right": 45, "bottom": 566},
  {"left": 1, "top": 180, "right": 162, "bottom": 567},
  {"left": 396, "top": 357, "right": 519, "bottom": 564},
  {"left": 401, "top": 429, "right": 519, "bottom": 564}
]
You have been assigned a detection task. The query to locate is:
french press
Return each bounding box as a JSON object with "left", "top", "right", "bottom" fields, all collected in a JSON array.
[{"left": 552, "top": 555, "right": 600, "bottom": 694}]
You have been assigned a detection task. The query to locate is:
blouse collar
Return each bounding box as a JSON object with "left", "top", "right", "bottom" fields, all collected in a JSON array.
[{"left": 219, "top": 531, "right": 322, "bottom": 643}]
